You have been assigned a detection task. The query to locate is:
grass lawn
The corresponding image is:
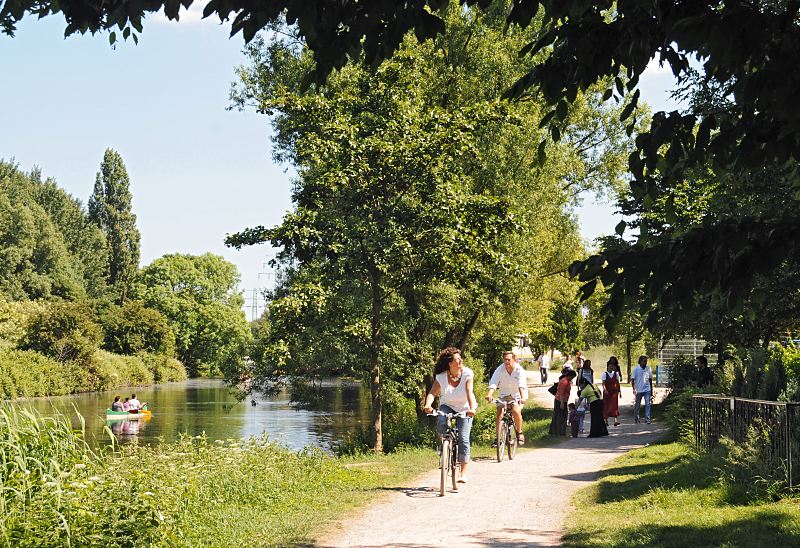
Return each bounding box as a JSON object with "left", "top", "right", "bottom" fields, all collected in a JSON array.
[{"left": 562, "top": 439, "right": 800, "bottom": 547}]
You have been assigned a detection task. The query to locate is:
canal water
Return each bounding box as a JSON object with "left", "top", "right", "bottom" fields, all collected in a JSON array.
[{"left": 23, "top": 379, "right": 370, "bottom": 452}]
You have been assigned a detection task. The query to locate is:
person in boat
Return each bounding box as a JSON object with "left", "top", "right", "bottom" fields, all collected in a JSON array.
[
  {"left": 128, "top": 393, "right": 147, "bottom": 412},
  {"left": 111, "top": 396, "right": 124, "bottom": 412},
  {"left": 122, "top": 397, "right": 132, "bottom": 412}
]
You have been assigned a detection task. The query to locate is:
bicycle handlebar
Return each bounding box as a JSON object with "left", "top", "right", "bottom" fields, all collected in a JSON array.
[{"left": 426, "top": 410, "right": 469, "bottom": 418}]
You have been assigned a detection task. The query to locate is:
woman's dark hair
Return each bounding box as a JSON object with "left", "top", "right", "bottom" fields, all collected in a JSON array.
[
  {"left": 114, "top": 396, "right": 120, "bottom": 402},
  {"left": 583, "top": 359, "right": 592, "bottom": 369},
  {"left": 434, "top": 347, "right": 461, "bottom": 375},
  {"left": 607, "top": 356, "right": 619, "bottom": 366},
  {"left": 697, "top": 355, "right": 708, "bottom": 366}
]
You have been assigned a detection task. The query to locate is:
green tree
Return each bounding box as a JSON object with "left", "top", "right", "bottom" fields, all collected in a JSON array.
[
  {"left": 101, "top": 300, "right": 176, "bottom": 356},
  {"left": 138, "top": 253, "right": 251, "bottom": 377},
  {"left": 88, "top": 149, "right": 140, "bottom": 302},
  {"left": 0, "top": 166, "right": 84, "bottom": 300},
  {"left": 226, "top": 4, "right": 635, "bottom": 450}
]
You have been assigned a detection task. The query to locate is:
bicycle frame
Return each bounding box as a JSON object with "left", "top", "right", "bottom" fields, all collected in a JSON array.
[
  {"left": 492, "top": 398, "right": 520, "bottom": 462},
  {"left": 428, "top": 410, "right": 467, "bottom": 496}
]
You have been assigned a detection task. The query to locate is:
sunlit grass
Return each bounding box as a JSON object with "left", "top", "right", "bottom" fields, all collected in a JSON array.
[{"left": 562, "top": 441, "right": 800, "bottom": 547}]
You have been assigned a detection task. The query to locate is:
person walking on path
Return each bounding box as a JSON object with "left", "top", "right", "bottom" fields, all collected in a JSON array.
[
  {"left": 631, "top": 355, "right": 653, "bottom": 424},
  {"left": 549, "top": 369, "right": 575, "bottom": 436},
  {"left": 486, "top": 351, "right": 527, "bottom": 445},
  {"left": 539, "top": 352, "right": 550, "bottom": 384},
  {"left": 578, "top": 377, "right": 609, "bottom": 437},
  {"left": 602, "top": 357, "right": 621, "bottom": 427},
  {"left": 423, "top": 347, "right": 477, "bottom": 483}
]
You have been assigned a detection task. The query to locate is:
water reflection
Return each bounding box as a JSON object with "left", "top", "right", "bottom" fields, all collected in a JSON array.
[{"left": 22, "top": 379, "right": 369, "bottom": 452}]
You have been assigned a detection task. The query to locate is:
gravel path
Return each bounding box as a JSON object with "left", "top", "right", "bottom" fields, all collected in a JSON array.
[{"left": 317, "top": 383, "right": 667, "bottom": 548}]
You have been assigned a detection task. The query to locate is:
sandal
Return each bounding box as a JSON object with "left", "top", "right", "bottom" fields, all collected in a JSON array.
[{"left": 517, "top": 432, "right": 525, "bottom": 445}]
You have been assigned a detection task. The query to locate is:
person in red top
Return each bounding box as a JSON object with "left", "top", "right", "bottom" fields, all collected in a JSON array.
[
  {"left": 549, "top": 368, "right": 576, "bottom": 436},
  {"left": 602, "top": 356, "right": 622, "bottom": 427}
]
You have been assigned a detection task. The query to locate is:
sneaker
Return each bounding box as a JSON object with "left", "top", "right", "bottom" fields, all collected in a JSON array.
[
  {"left": 645, "top": 418, "right": 651, "bottom": 424},
  {"left": 634, "top": 417, "right": 640, "bottom": 424},
  {"left": 491, "top": 441, "right": 498, "bottom": 448},
  {"left": 457, "top": 476, "right": 468, "bottom": 484},
  {"left": 614, "top": 421, "right": 620, "bottom": 426},
  {"left": 517, "top": 432, "right": 525, "bottom": 445}
]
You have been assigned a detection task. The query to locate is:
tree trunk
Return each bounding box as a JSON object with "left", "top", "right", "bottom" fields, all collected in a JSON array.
[
  {"left": 369, "top": 273, "right": 383, "bottom": 453},
  {"left": 456, "top": 309, "right": 481, "bottom": 351},
  {"left": 625, "top": 331, "right": 633, "bottom": 383}
]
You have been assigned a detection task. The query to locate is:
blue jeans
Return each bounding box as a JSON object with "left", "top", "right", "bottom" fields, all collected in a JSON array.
[
  {"left": 435, "top": 404, "right": 472, "bottom": 463},
  {"left": 634, "top": 391, "right": 651, "bottom": 421}
]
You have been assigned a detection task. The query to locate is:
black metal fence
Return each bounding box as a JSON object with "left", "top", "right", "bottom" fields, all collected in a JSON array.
[{"left": 693, "top": 395, "right": 800, "bottom": 488}]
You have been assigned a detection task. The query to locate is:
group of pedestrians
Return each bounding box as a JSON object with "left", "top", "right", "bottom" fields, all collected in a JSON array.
[{"left": 548, "top": 354, "right": 655, "bottom": 437}]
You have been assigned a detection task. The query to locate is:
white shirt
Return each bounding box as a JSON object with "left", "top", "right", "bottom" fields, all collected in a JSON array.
[
  {"left": 563, "top": 360, "right": 574, "bottom": 370},
  {"left": 436, "top": 366, "right": 474, "bottom": 412},
  {"left": 129, "top": 398, "right": 141, "bottom": 409},
  {"left": 488, "top": 363, "right": 527, "bottom": 398},
  {"left": 601, "top": 371, "right": 619, "bottom": 382},
  {"left": 631, "top": 365, "right": 653, "bottom": 393},
  {"left": 540, "top": 354, "right": 551, "bottom": 369}
]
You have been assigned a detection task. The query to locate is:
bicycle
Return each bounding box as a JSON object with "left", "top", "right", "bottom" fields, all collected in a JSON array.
[
  {"left": 492, "top": 397, "right": 521, "bottom": 462},
  {"left": 428, "top": 410, "right": 468, "bottom": 497}
]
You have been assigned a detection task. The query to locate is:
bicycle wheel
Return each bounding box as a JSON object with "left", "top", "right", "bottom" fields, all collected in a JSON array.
[
  {"left": 497, "top": 421, "right": 507, "bottom": 462},
  {"left": 439, "top": 437, "right": 451, "bottom": 497},
  {"left": 507, "top": 423, "right": 517, "bottom": 460}
]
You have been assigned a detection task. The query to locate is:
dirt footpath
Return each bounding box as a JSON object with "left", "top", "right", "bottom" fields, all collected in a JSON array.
[{"left": 317, "top": 384, "right": 667, "bottom": 547}]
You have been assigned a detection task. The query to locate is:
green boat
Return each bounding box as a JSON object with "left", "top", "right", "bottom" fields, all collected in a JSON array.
[{"left": 105, "top": 406, "right": 151, "bottom": 420}]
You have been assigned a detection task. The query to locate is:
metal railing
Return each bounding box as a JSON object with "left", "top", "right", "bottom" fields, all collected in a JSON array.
[{"left": 693, "top": 395, "right": 800, "bottom": 488}]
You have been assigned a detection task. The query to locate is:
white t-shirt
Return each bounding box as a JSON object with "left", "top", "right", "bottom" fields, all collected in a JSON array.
[
  {"left": 563, "top": 360, "right": 574, "bottom": 370},
  {"left": 601, "top": 371, "right": 619, "bottom": 382},
  {"left": 631, "top": 365, "right": 653, "bottom": 393},
  {"left": 129, "top": 398, "right": 142, "bottom": 409},
  {"left": 540, "top": 354, "right": 551, "bottom": 369},
  {"left": 488, "top": 363, "right": 527, "bottom": 398},
  {"left": 436, "top": 366, "right": 474, "bottom": 412}
]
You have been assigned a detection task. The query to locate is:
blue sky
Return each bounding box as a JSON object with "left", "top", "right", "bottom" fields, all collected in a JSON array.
[{"left": 0, "top": 6, "right": 679, "bottom": 317}]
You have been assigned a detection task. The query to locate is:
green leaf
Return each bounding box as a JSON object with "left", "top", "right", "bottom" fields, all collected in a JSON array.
[{"left": 615, "top": 220, "right": 626, "bottom": 236}]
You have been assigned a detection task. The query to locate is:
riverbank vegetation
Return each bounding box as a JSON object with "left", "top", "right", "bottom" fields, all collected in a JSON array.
[{"left": 0, "top": 155, "right": 252, "bottom": 397}]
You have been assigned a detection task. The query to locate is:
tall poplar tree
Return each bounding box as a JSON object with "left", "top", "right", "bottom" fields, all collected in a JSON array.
[{"left": 88, "top": 148, "right": 140, "bottom": 302}]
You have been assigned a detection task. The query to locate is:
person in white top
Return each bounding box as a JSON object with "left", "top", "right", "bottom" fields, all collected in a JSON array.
[
  {"left": 423, "top": 347, "right": 477, "bottom": 483},
  {"left": 485, "top": 351, "right": 527, "bottom": 445},
  {"left": 631, "top": 355, "right": 653, "bottom": 424},
  {"left": 539, "top": 352, "right": 551, "bottom": 384}
]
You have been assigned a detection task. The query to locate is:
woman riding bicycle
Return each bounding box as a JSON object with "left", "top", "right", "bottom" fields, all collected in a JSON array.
[{"left": 423, "top": 347, "right": 477, "bottom": 483}]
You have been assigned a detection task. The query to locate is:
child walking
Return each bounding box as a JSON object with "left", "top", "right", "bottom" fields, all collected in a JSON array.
[{"left": 568, "top": 402, "right": 580, "bottom": 438}]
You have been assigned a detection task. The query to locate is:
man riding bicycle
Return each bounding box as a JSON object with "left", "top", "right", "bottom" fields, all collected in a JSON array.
[{"left": 485, "top": 351, "right": 527, "bottom": 445}]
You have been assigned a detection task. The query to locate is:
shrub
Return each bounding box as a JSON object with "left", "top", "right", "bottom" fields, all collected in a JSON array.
[
  {"left": 716, "top": 420, "right": 789, "bottom": 501},
  {"left": 19, "top": 301, "right": 101, "bottom": 364},
  {"left": 102, "top": 301, "right": 175, "bottom": 356},
  {"left": 0, "top": 299, "right": 46, "bottom": 345},
  {"left": 668, "top": 354, "right": 698, "bottom": 392},
  {"left": 95, "top": 350, "right": 154, "bottom": 387},
  {"left": 0, "top": 348, "right": 80, "bottom": 398},
  {"left": 137, "top": 352, "right": 187, "bottom": 383}
]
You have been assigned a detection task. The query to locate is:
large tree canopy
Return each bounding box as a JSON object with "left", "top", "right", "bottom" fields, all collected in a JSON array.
[{"left": 7, "top": 0, "right": 798, "bottom": 331}]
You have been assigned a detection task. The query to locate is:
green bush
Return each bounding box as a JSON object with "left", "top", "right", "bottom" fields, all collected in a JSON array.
[
  {"left": 668, "top": 354, "right": 698, "bottom": 392},
  {"left": 0, "top": 348, "right": 81, "bottom": 398},
  {"left": 663, "top": 386, "right": 712, "bottom": 442},
  {"left": 19, "top": 301, "right": 101, "bottom": 364},
  {"left": 716, "top": 420, "right": 789, "bottom": 501},
  {"left": 137, "top": 352, "right": 187, "bottom": 383},
  {"left": 101, "top": 301, "right": 176, "bottom": 356},
  {"left": 96, "top": 350, "right": 154, "bottom": 387},
  {"left": 0, "top": 299, "right": 46, "bottom": 345}
]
